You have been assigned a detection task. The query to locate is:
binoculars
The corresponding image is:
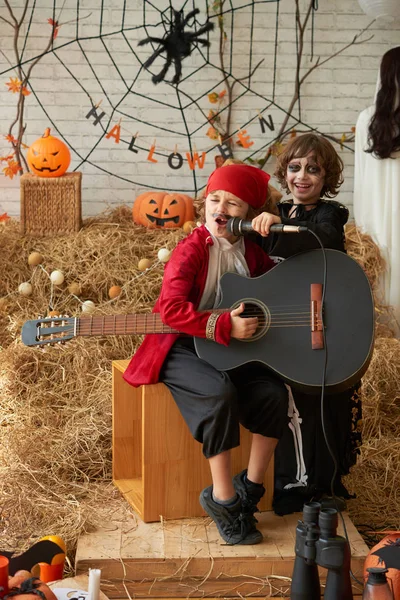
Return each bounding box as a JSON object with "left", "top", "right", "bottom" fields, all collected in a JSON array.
[{"left": 290, "top": 501, "right": 353, "bottom": 600}]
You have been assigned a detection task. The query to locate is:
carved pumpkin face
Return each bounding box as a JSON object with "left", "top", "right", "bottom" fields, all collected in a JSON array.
[
  {"left": 27, "top": 128, "right": 71, "bottom": 178},
  {"left": 133, "top": 192, "right": 195, "bottom": 229},
  {"left": 364, "top": 533, "right": 400, "bottom": 595}
]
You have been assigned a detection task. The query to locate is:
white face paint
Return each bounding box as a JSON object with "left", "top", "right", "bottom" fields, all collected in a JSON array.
[
  {"left": 286, "top": 151, "right": 326, "bottom": 205},
  {"left": 205, "top": 189, "right": 248, "bottom": 243}
]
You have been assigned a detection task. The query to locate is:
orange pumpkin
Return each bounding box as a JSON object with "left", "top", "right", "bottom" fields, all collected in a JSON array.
[
  {"left": 6, "top": 571, "right": 57, "bottom": 600},
  {"left": 133, "top": 192, "right": 195, "bottom": 229},
  {"left": 363, "top": 533, "right": 400, "bottom": 597},
  {"left": 27, "top": 128, "right": 71, "bottom": 178}
]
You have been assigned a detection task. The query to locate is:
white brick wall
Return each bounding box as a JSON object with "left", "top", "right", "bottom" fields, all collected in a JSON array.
[{"left": 0, "top": 0, "right": 399, "bottom": 219}]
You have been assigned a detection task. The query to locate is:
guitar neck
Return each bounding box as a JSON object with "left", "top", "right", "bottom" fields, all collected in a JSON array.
[{"left": 77, "top": 314, "right": 179, "bottom": 336}]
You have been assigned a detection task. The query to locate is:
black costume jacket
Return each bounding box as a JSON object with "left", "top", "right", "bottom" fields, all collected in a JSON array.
[{"left": 257, "top": 199, "right": 349, "bottom": 258}]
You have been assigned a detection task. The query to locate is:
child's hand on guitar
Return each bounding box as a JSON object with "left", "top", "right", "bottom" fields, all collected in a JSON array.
[
  {"left": 251, "top": 212, "right": 282, "bottom": 236},
  {"left": 230, "top": 303, "right": 258, "bottom": 339}
]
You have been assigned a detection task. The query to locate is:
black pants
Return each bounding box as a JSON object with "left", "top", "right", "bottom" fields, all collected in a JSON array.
[{"left": 160, "top": 338, "right": 288, "bottom": 459}]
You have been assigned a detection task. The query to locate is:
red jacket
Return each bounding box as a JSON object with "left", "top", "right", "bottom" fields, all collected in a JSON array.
[{"left": 123, "top": 225, "right": 274, "bottom": 387}]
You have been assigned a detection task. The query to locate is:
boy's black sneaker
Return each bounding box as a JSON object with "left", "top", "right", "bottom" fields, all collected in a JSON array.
[
  {"left": 233, "top": 469, "right": 265, "bottom": 520},
  {"left": 199, "top": 485, "right": 263, "bottom": 545}
]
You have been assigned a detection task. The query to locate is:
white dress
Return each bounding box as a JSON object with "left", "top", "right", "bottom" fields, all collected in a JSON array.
[{"left": 353, "top": 105, "right": 400, "bottom": 332}]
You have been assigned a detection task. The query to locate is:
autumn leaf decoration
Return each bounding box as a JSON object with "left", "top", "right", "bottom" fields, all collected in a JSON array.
[
  {"left": 5, "top": 77, "right": 30, "bottom": 96},
  {"left": 48, "top": 18, "right": 60, "bottom": 39},
  {"left": 206, "top": 90, "right": 227, "bottom": 140},
  {"left": 1, "top": 158, "right": 22, "bottom": 179},
  {"left": 1, "top": 134, "right": 26, "bottom": 179}
]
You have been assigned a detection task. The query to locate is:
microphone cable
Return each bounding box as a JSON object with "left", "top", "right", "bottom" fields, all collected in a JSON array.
[
  {"left": 227, "top": 215, "right": 364, "bottom": 585},
  {"left": 301, "top": 227, "right": 364, "bottom": 588}
]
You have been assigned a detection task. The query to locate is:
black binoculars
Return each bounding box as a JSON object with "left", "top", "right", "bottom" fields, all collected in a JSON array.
[{"left": 290, "top": 501, "right": 353, "bottom": 600}]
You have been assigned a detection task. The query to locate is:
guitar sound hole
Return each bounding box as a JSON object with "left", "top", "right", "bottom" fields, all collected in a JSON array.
[{"left": 232, "top": 299, "right": 270, "bottom": 342}]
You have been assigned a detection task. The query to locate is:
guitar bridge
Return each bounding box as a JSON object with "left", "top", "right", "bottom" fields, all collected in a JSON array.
[{"left": 311, "top": 283, "right": 324, "bottom": 350}]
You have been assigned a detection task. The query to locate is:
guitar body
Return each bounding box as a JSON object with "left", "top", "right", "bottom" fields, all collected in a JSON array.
[{"left": 194, "top": 249, "right": 374, "bottom": 394}]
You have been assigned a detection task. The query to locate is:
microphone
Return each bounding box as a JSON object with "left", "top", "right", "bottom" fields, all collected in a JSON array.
[{"left": 226, "top": 217, "right": 308, "bottom": 236}]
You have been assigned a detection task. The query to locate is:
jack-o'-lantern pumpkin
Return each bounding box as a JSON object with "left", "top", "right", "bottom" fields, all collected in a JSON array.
[
  {"left": 27, "top": 128, "right": 71, "bottom": 178},
  {"left": 133, "top": 192, "right": 195, "bottom": 229},
  {"left": 363, "top": 532, "right": 400, "bottom": 597}
]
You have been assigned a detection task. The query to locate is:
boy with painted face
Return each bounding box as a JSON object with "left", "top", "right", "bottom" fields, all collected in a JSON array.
[
  {"left": 124, "top": 164, "right": 288, "bottom": 545},
  {"left": 251, "top": 133, "right": 348, "bottom": 258},
  {"left": 248, "top": 134, "right": 361, "bottom": 517}
]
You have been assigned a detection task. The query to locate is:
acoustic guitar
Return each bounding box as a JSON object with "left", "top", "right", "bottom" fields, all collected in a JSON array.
[{"left": 21, "top": 249, "right": 375, "bottom": 394}]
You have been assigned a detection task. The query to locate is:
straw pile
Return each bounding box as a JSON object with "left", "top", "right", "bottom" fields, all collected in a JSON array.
[
  {"left": 344, "top": 224, "right": 400, "bottom": 532},
  {"left": 0, "top": 207, "right": 186, "bottom": 558},
  {"left": 0, "top": 212, "right": 399, "bottom": 564}
]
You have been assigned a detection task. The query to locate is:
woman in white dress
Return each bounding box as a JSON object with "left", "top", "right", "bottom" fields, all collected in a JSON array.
[{"left": 353, "top": 46, "right": 400, "bottom": 332}]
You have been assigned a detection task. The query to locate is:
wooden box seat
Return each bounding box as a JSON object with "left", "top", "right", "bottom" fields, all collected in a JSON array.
[{"left": 112, "top": 359, "right": 273, "bottom": 522}]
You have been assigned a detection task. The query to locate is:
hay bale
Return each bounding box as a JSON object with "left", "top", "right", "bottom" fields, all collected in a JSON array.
[
  {"left": 0, "top": 208, "right": 185, "bottom": 554},
  {"left": 0, "top": 211, "right": 399, "bottom": 557}
]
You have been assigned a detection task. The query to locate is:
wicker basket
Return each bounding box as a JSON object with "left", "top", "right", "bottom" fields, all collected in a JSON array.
[{"left": 20, "top": 172, "right": 82, "bottom": 236}]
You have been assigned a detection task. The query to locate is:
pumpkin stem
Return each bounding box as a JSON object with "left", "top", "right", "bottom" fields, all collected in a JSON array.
[{"left": 43, "top": 128, "right": 51, "bottom": 138}]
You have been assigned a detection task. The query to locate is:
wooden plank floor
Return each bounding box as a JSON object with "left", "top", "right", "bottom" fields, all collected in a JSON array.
[{"left": 76, "top": 506, "right": 366, "bottom": 598}]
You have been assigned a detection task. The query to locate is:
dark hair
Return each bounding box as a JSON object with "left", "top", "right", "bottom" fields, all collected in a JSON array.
[
  {"left": 366, "top": 46, "right": 400, "bottom": 159},
  {"left": 274, "top": 133, "right": 344, "bottom": 198}
]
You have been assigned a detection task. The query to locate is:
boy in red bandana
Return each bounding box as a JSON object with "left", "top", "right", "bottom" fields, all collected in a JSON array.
[{"left": 124, "top": 164, "right": 288, "bottom": 545}]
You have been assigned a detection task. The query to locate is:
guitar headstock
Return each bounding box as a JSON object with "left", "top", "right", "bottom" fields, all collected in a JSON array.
[{"left": 22, "top": 315, "right": 76, "bottom": 347}]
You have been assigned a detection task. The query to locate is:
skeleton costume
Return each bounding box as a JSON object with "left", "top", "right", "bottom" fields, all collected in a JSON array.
[{"left": 255, "top": 199, "right": 362, "bottom": 515}]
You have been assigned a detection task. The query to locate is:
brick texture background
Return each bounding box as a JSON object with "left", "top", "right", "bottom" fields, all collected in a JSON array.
[{"left": 0, "top": 0, "right": 399, "bottom": 219}]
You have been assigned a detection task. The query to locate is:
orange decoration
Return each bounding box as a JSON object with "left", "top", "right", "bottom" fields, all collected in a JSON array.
[
  {"left": 147, "top": 144, "right": 158, "bottom": 163},
  {"left": 106, "top": 124, "right": 121, "bottom": 143},
  {"left": 108, "top": 285, "right": 122, "bottom": 299},
  {"left": 237, "top": 129, "right": 254, "bottom": 148},
  {"left": 2, "top": 160, "right": 22, "bottom": 179},
  {"left": 48, "top": 18, "right": 60, "bottom": 39},
  {"left": 27, "top": 128, "right": 71, "bottom": 178},
  {"left": 6, "top": 78, "right": 22, "bottom": 93},
  {"left": 206, "top": 127, "right": 219, "bottom": 140},
  {"left": 186, "top": 151, "right": 206, "bottom": 170},
  {"left": 363, "top": 532, "right": 400, "bottom": 597},
  {"left": 133, "top": 192, "right": 195, "bottom": 229},
  {"left": 208, "top": 92, "right": 219, "bottom": 104},
  {"left": 7, "top": 571, "right": 57, "bottom": 600}
]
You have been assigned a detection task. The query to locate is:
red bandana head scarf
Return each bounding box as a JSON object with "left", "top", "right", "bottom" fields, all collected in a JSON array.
[{"left": 206, "top": 164, "right": 271, "bottom": 209}]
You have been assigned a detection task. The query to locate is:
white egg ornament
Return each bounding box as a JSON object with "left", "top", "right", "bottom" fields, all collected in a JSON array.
[
  {"left": 50, "top": 270, "right": 64, "bottom": 286},
  {"left": 157, "top": 248, "right": 171, "bottom": 263},
  {"left": 19, "top": 282, "right": 33, "bottom": 297},
  {"left": 81, "top": 300, "right": 95, "bottom": 314}
]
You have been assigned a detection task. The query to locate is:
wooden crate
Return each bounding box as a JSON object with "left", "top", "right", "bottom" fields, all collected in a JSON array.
[
  {"left": 20, "top": 172, "right": 82, "bottom": 235},
  {"left": 112, "top": 359, "right": 274, "bottom": 522}
]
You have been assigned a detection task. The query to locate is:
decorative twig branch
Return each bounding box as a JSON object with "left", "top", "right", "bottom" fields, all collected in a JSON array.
[
  {"left": 257, "top": 0, "right": 375, "bottom": 168},
  {"left": 1, "top": 3, "right": 91, "bottom": 178},
  {"left": 207, "top": 0, "right": 263, "bottom": 152}
]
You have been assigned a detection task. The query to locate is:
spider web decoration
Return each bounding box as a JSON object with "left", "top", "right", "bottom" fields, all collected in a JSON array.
[{"left": 0, "top": 0, "right": 355, "bottom": 198}]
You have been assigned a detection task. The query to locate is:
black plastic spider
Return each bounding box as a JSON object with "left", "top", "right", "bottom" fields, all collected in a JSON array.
[{"left": 138, "top": 8, "right": 214, "bottom": 85}]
